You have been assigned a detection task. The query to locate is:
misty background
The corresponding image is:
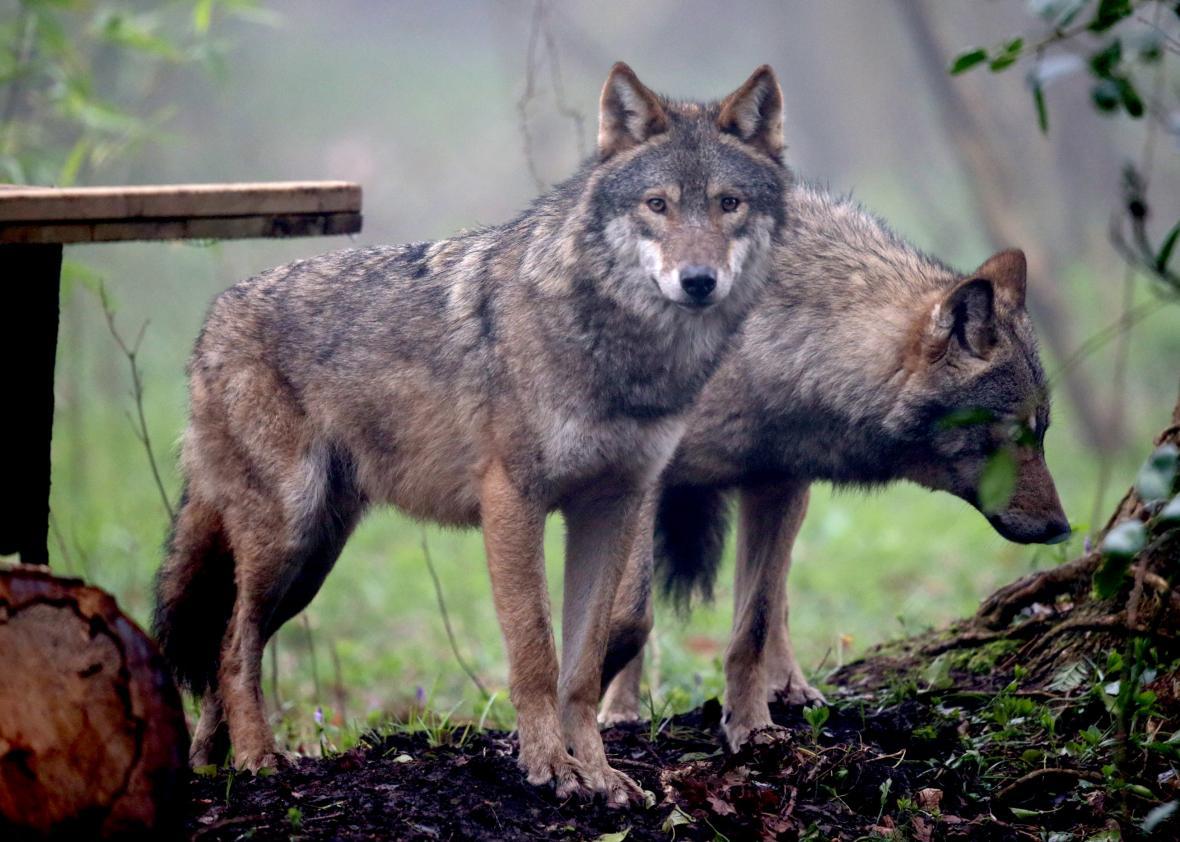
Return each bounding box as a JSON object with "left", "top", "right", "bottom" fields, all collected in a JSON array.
[{"left": 16, "top": 0, "right": 1179, "bottom": 732}]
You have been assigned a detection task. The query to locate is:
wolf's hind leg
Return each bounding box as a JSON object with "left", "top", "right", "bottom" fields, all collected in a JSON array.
[
  {"left": 190, "top": 686, "right": 230, "bottom": 768},
  {"left": 723, "top": 481, "right": 812, "bottom": 751},
  {"left": 598, "top": 492, "right": 656, "bottom": 726},
  {"left": 759, "top": 485, "right": 825, "bottom": 707},
  {"left": 217, "top": 446, "right": 361, "bottom": 773}
]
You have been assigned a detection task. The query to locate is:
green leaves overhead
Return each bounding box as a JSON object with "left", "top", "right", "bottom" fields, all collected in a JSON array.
[
  {"left": 950, "top": 48, "right": 989, "bottom": 75},
  {"left": 1089, "top": 0, "right": 1135, "bottom": 32},
  {"left": 990, "top": 38, "right": 1025, "bottom": 71}
]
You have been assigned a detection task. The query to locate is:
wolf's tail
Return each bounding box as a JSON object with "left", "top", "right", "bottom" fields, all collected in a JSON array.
[
  {"left": 153, "top": 485, "right": 236, "bottom": 693},
  {"left": 654, "top": 485, "right": 731, "bottom": 610}
]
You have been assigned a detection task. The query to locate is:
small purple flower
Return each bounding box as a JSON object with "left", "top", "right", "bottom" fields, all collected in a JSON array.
[
  {"left": 415, "top": 686, "right": 427, "bottom": 707},
  {"left": 1083, "top": 536, "right": 1093, "bottom": 554},
  {"left": 314, "top": 706, "right": 324, "bottom": 727}
]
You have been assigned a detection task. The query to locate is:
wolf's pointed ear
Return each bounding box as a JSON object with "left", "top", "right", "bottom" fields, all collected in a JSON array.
[
  {"left": 598, "top": 62, "right": 669, "bottom": 160},
  {"left": 927, "top": 277, "right": 996, "bottom": 361},
  {"left": 717, "top": 65, "right": 784, "bottom": 161},
  {"left": 973, "top": 248, "right": 1027, "bottom": 311}
]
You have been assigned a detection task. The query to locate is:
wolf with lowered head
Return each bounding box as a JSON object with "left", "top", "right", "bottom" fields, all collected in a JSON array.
[
  {"left": 153, "top": 62, "right": 792, "bottom": 806},
  {"left": 599, "top": 184, "right": 1069, "bottom": 750}
]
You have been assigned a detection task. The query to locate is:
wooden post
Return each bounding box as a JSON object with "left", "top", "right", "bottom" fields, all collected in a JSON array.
[{"left": 0, "top": 243, "right": 62, "bottom": 565}]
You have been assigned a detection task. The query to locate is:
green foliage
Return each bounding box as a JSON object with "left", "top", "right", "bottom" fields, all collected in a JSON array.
[
  {"left": 802, "top": 703, "right": 829, "bottom": 742},
  {"left": 1094, "top": 519, "right": 1147, "bottom": 597},
  {"left": 978, "top": 448, "right": 1018, "bottom": 513},
  {"left": 1135, "top": 444, "right": 1179, "bottom": 502},
  {"left": 989, "top": 37, "right": 1025, "bottom": 72},
  {"left": 948, "top": 48, "right": 988, "bottom": 75},
  {"left": 0, "top": 0, "right": 271, "bottom": 185}
]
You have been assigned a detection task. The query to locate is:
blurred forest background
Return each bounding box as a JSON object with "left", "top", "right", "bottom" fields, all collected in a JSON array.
[{"left": 4, "top": 0, "right": 1179, "bottom": 746}]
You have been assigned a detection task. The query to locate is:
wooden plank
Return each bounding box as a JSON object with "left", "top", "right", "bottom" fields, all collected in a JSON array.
[
  {"left": 0, "top": 211, "right": 362, "bottom": 244},
  {"left": 0, "top": 181, "right": 361, "bottom": 223}
]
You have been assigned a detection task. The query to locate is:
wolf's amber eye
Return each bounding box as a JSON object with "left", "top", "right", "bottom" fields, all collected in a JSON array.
[
  {"left": 646, "top": 197, "right": 667, "bottom": 214},
  {"left": 720, "top": 196, "right": 741, "bottom": 213}
]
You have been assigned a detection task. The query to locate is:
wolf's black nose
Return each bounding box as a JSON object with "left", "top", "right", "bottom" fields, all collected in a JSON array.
[{"left": 680, "top": 266, "right": 717, "bottom": 302}]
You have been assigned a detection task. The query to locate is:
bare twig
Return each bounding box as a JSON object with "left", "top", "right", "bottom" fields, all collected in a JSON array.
[
  {"left": 516, "top": 0, "right": 587, "bottom": 191},
  {"left": 96, "top": 283, "right": 175, "bottom": 521},
  {"left": 302, "top": 612, "right": 323, "bottom": 706},
  {"left": 517, "top": 0, "right": 547, "bottom": 191},
  {"left": 329, "top": 640, "right": 348, "bottom": 725},
  {"left": 420, "top": 530, "right": 489, "bottom": 698}
]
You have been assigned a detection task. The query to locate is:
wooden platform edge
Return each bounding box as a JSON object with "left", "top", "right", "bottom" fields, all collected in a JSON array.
[
  {"left": 0, "top": 211, "right": 363, "bottom": 244},
  {"left": 0, "top": 181, "right": 362, "bottom": 223}
]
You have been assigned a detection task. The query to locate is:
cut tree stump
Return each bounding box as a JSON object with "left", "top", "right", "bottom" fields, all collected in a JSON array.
[{"left": 0, "top": 565, "right": 189, "bottom": 839}]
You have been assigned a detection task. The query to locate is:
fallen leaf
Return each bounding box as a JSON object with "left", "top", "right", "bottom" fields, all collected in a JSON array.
[
  {"left": 916, "top": 787, "right": 943, "bottom": 811},
  {"left": 706, "top": 793, "right": 737, "bottom": 816}
]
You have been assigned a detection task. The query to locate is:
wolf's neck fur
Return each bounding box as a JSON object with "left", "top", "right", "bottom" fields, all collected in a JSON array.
[{"left": 674, "top": 184, "right": 961, "bottom": 487}]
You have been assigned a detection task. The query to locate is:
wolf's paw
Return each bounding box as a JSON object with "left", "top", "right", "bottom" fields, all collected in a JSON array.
[
  {"left": 521, "top": 749, "right": 594, "bottom": 801},
  {"left": 597, "top": 706, "right": 641, "bottom": 727},
  {"left": 772, "top": 678, "right": 827, "bottom": 706},
  {"left": 595, "top": 764, "right": 646, "bottom": 810},
  {"left": 722, "top": 708, "right": 779, "bottom": 752},
  {"left": 234, "top": 749, "right": 296, "bottom": 775}
]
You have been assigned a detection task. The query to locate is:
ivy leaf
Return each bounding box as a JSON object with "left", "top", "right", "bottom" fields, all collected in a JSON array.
[
  {"left": 1032, "top": 80, "right": 1049, "bottom": 133},
  {"left": 1116, "top": 77, "right": 1145, "bottom": 117},
  {"left": 979, "top": 448, "right": 1018, "bottom": 513},
  {"left": 1094, "top": 555, "right": 1132, "bottom": 600},
  {"left": 950, "top": 48, "right": 989, "bottom": 75},
  {"left": 1089, "top": 40, "right": 1123, "bottom": 77},
  {"left": 1136, "top": 444, "right": 1179, "bottom": 503},
  {"left": 1089, "top": 0, "right": 1134, "bottom": 32},
  {"left": 1156, "top": 220, "right": 1180, "bottom": 273},
  {"left": 1092, "top": 79, "right": 1122, "bottom": 112},
  {"left": 1102, "top": 519, "right": 1147, "bottom": 557},
  {"left": 990, "top": 38, "right": 1025, "bottom": 72}
]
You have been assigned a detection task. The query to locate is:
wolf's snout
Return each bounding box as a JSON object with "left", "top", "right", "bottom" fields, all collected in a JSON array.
[
  {"left": 988, "top": 509, "right": 1071, "bottom": 545},
  {"left": 679, "top": 266, "right": 717, "bottom": 304}
]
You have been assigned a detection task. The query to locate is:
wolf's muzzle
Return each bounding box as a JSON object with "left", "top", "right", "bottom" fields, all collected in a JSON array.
[{"left": 679, "top": 265, "right": 717, "bottom": 304}]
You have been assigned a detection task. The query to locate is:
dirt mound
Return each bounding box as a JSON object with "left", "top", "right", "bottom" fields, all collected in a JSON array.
[{"left": 187, "top": 651, "right": 1179, "bottom": 841}]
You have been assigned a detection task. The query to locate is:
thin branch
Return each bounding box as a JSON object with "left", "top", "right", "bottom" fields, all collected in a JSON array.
[
  {"left": 516, "top": 0, "right": 548, "bottom": 192},
  {"left": 302, "top": 612, "right": 323, "bottom": 707},
  {"left": 96, "top": 283, "right": 174, "bottom": 521},
  {"left": 420, "top": 530, "right": 489, "bottom": 698},
  {"left": 516, "top": 0, "right": 586, "bottom": 191}
]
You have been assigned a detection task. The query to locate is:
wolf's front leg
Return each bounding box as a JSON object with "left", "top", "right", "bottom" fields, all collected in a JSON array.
[
  {"left": 723, "top": 481, "right": 813, "bottom": 751},
  {"left": 481, "top": 461, "right": 590, "bottom": 800},
  {"left": 560, "top": 486, "right": 648, "bottom": 808}
]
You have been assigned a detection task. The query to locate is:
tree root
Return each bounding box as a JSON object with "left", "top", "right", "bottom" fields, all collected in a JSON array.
[{"left": 976, "top": 553, "right": 1100, "bottom": 630}]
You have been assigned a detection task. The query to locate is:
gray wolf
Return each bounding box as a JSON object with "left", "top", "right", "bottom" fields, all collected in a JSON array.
[
  {"left": 153, "top": 62, "right": 792, "bottom": 806},
  {"left": 598, "top": 184, "right": 1069, "bottom": 750}
]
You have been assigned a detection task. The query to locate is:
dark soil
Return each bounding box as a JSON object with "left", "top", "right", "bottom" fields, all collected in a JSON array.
[{"left": 185, "top": 644, "right": 1180, "bottom": 841}]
